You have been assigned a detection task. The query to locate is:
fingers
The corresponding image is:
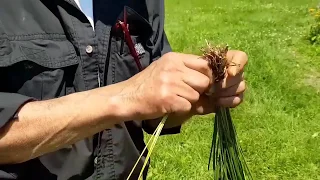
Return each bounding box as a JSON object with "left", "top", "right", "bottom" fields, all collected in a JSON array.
[
  {"left": 169, "top": 96, "right": 193, "bottom": 115},
  {"left": 214, "top": 80, "right": 246, "bottom": 98},
  {"left": 193, "top": 93, "right": 244, "bottom": 114},
  {"left": 217, "top": 94, "right": 244, "bottom": 108},
  {"left": 169, "top": 52, "right": 213, "bottom": 81},
  {"left": 175, "top": 80, "right": 200, "bottom": 104},
  {"left": 226, "top": 50, "right": 248, "bottom": 76},
  {"left": 184, "top": 57, "right": 212, "bottom": 79},
  {"left": 160, "top": 51, "right": 247, "bottom": 116},
  {"left": 210, "top": 72, "right": 244, "bottom": 94},
  {"left": 172, "top": 50, "right": 247, "bottom": 79},
  {"left": 182, "top": 67, "right": 211, "bottom": 94}
]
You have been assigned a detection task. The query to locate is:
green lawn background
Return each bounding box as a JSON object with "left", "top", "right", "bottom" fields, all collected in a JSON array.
[{"left": 145, "top": 0, "right": 320, "bottom": 179}]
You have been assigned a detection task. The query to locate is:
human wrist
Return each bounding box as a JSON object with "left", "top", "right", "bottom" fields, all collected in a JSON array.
[
  {"left": 92, "top": 81, "right": 145, "bottom": 122},
  {"left": 107, "top": 90, "right": 145, "bottom": 122}
]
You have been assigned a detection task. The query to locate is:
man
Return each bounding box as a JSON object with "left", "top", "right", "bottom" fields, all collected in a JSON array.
[{"left": 0, "top": 0, "right": 247, "bottom": 179}]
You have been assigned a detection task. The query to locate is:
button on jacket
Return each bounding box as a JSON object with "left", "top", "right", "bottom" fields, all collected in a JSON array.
[{"left": 0, "top": 0, "right": 180, "bottom": 179}]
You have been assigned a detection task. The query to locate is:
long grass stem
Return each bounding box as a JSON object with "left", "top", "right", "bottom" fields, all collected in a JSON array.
[
  {"left": 126, "top": 115, "right": 169, "bottom": 180},
  {"left": 208, "top": 107, "right": 253, "bottom": 180}
]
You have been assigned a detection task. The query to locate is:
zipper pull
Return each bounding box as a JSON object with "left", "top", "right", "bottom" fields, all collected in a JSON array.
[{"left": 98, "top": 71, "right": 101, "bottom": 87}]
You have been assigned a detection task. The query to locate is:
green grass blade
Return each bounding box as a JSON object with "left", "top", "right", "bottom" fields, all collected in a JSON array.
[{"left": 210, "top": 108, "right": 252, "bottom": 180}]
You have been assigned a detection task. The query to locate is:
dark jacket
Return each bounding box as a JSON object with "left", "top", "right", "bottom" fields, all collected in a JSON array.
[{"left": 0, "top": 0, "right": 180, "bottom": 179}]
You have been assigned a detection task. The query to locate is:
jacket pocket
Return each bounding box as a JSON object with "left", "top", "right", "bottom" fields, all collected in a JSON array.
[
  {"left": 0, "top": 38, "right": 79, "bottom": 100},
  {"left": 108, "top": 6, "right": 153, "bottom": 84}
]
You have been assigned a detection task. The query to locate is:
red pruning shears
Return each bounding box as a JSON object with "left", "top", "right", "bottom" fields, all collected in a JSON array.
[{"left": 117, "top": 7, "right": 143, "bottom": 71}]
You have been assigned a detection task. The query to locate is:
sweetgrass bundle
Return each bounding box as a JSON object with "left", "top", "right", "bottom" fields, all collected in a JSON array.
[
  {"left": 202, "top": 42, "right": 253, "bottom": 180},
  {"left": 207, "top": 107, "right": 252, "bottom": 180},
  {"left": 127, "top": 42, "right": 252, "bottom": 180}
]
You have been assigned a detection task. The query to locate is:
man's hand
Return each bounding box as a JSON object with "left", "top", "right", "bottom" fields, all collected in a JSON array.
[
  {"left": 193, "top": 50, "right": 248, "bottom": 115},
  {"left": 119, "top": 50, "right": 248, "bottom": 130},
  {"left": 144, "top": 50, "right": 248, "bottom": 128},
  {"left": 115, "top": 52, "right": 213, "bottom": 121}
]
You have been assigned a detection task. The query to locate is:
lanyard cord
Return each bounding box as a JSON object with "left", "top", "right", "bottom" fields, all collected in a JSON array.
[{"left": 118, "top": 7, "right": 143, "bottom": 71}]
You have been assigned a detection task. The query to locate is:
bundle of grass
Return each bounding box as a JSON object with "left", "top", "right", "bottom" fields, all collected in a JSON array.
[{"left": 201, "top": 41, "right": 253, "bottom": 180}]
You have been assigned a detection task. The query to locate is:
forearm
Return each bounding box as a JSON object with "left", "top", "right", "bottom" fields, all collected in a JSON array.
[{"left": 0, "top": 83, "right": 131, "bottom": 164}]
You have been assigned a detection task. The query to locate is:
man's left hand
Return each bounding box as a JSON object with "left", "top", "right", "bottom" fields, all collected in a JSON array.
[{"left": 192, "top": 50, "right": 248, "bottom": 115}]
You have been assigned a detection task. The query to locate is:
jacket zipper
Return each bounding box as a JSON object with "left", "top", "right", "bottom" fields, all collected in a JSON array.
[{"left": 98, "top": 70, "right": 101, "bottom": 87}]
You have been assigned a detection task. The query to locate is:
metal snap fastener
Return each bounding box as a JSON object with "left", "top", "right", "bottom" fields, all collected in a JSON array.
[{"left": 86, "top": 45, "right": 93, "bottom": 54}]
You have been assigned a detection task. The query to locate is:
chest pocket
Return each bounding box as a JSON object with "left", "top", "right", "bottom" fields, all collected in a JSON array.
[
  {"left": 108, "top": 6, "right": 153, "bottom": 84},
  {"left": 0, "top": 37, "right": 79, "bottom": 100}
]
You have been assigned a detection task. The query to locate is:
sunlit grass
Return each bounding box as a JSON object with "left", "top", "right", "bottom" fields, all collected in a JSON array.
[{"left": 145, "top": 0, "right": 320, "bottom": 179}]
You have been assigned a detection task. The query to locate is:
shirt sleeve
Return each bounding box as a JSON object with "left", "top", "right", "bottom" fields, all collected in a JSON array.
[
  {"left": 141, "top": 0, "right": 181, "bottom": 135},
  {"left": 0, "top": 93, "right": 35, "bottom": 128}
]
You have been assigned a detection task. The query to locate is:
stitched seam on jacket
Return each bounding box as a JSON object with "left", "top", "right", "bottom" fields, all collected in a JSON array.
[
  {"left": 0, "top": 55, "right": 78, "bottom": 68},
  {"left": 0, "top": 33, "right": 71, "bottom": 41}
]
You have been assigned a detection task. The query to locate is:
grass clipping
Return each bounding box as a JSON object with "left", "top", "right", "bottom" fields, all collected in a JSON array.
[{"left": 202, "top": 42, "right": 253, "bottom": 180}]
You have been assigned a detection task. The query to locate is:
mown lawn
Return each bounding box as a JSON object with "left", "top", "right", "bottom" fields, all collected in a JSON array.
[{"left": 145, "top": 0, "right": 320, "bottom": 179}]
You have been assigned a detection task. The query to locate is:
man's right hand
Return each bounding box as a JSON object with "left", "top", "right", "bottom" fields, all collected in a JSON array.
[{"left": 115, "top": 52, "right": 214, "bottom": 121}]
